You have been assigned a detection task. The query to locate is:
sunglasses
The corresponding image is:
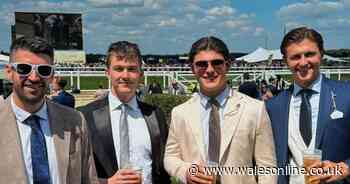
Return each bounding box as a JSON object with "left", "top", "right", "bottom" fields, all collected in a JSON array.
[
  {"left": 11, "top": 63, "right": 54, "bottom": 78},
  {"left": 193, "top": 59, "right": 226, "bottom": 70}
]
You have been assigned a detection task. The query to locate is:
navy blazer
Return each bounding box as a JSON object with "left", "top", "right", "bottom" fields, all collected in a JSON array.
[
  {"left": 266, "top": 76, "right": 350, "bottom": 184},
  {"left": 51, "top": 90, "right": 75, "bottom": 108}
]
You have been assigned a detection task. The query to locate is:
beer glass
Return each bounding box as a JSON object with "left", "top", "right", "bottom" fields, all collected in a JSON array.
[{"left": 303, "top": 149, "right": 322, "bottom": 184}]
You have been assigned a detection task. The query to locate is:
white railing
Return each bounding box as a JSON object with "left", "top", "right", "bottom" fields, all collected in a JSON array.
[{"left": 54, "top": 66, "right": 350, "bottom": 90}]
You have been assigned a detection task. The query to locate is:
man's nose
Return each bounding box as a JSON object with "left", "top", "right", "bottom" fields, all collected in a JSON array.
[
  {"left": 299, "top": 55, "right": 309, "bottom": 66},
  {"left": 27, "top": 69, "right": 41, "bottom": 81},
  {"left": 120, "top": 68, "right": 130, "bottom": 78},
  {"left": 205, "top": 62, "right": 215, "bottom": 73}
]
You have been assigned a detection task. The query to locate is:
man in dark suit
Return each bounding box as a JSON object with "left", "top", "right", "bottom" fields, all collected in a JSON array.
[
  {"left": 0, "top": 36, "right": 97, "bottom": 184},
  {"left": 51, "top": 76, "right": 75, "bottom": 108},
  {"left": 79, "top": 41, "right": 170, "bottom": 184},
  {"left": 266, "top": 27, "right": 350, "bottom": 184}
]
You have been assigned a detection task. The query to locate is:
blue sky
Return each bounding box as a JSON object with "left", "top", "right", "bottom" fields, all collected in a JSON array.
[{"left": 0, "top": 0, "right": 350, "bottom": 54}]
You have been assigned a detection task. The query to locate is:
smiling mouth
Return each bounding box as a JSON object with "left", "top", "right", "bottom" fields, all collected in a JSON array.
[
  {"left": 204, "top": 75, "right": 218, "bottom": 81},
  {"left": 297, "top": 68, "right": 311, "bottom": 76}
]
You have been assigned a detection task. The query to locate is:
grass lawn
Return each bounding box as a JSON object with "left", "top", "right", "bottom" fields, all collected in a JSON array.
[{"left": 61, "top": 73, "right": 350, "bottom": 91}]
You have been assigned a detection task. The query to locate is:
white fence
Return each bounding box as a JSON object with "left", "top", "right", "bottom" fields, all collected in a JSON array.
[{"left": 54, "top": 66, "right": 350, "bottom": 90}]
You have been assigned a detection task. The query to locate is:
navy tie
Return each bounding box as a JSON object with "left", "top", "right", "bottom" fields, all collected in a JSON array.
[
  {"left": 299, "top": 89, "right": 313, "bottom": 147},
  {"left": 26, "top": 115, "right": 51, "bottom": 184}
]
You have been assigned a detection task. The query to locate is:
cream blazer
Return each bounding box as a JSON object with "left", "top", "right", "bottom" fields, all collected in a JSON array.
[{"left": 164, "top": 91, "right": 277, "bottom": 184}]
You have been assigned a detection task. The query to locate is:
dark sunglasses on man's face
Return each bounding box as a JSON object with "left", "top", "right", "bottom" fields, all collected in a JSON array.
[
  {"left": 11, "top": 63, "right": 54, "bottom": 78},
  {"left": 193, "top": 59, "right": 226, "bottom": 70}
]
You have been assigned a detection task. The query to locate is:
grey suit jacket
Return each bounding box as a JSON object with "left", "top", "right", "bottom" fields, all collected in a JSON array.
[{"left": 0, "top": 97, "right": 98, "bottom": 184}]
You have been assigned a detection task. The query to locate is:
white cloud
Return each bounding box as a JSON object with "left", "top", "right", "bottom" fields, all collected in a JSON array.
[
  {"left": 254, "top": 27, "right": 264, "bottom": 36},
  {"left": 198, "top": 16, "right": 216, "bottom": 25},
  {"left": 285, "top": 22, "right": 307, "bottom": 30},
  {"left": 277, "top": 1, "right": 345, "bottom": 19},
  {"left": 87, "top": 0, "right": 144, "bottom": 8},
  {"left": 158, "top": 18, "right": 177, "bottom": 27},
  {"left": 207, "top": 6, "right": 235, "bottom": 17},
  {"left": 128, "top": 30, "right": 144, "bottom": 36},
  {"left": 223, "top": 20, "right": 246, "bottom": 28},
  {"left": 317, "top": 17, "right": 350, "bottom": 29}
]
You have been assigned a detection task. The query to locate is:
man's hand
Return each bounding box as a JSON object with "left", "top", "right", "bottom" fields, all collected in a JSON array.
[
  {"left": 308, "top": 161, "right": 350, "bottom": 183},
  {"left": 186, "top": 164, "right": 215, "bottom": 184},
  {"left": 106, "top": 169, "right": 142, "bottom": 184}
]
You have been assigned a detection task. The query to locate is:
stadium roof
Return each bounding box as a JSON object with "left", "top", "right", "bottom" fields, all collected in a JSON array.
[{"left": 0, "top": 54, "right": 9, "bottom": 63}]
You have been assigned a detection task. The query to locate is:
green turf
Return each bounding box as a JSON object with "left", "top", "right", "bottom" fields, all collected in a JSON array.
[{"left": 59, "top": 73, "right": 350, "bottom": 90}]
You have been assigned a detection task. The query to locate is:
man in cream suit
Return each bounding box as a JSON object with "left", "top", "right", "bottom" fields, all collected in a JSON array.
[
  {"left": 0, "top": 36, "right": 98, "bottom": 184},
  {"left": 164, "top": 36, "right": 277, "bottom": 184}
]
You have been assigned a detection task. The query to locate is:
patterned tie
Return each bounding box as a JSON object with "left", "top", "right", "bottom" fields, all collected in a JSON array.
[
  {"left": 299, "top": 89, "right": 313, "bottom": 147},
  {"left": 26, "top": 115, "right": 51, "bottom": 184},
  {"left": 208, "top": 98, "right": 221, "bottom": 184},
  {"left": 119, "top": 104, "right": 130, "bottom": 168}
]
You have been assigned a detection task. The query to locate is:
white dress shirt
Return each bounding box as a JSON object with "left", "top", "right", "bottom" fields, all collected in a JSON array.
[
  {"left": 198, "top": 86, "right": 231, "bottom": 160},
  {"left": 288, "top": 74, "right": 322, "bottom": 184},
  {"left": 108, "top": 92, "right": 153, "bottom": 184},
  {"left": 11, "top": 96, "right": 60, "bottom": 184}
]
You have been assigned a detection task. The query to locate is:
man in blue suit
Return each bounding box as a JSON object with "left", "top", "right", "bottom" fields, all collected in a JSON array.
[
  {"left": 266, "top": 27, "right": 350, "bottom": 184},
  {"left": 51, "top": 76, "right": 75, "bottom": 108}
]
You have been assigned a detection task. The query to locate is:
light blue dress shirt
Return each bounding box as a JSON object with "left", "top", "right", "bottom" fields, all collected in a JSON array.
[
  {"left": 198, "top": 86, "right": 231, "bottom": 159},
  {"left": 11, "top": 97, "right": 60, "bottom": 184},
  {"left": 108, "top": 92, "right": 153, "bottom": 184},
  {"left": 292, "top": 74, "right": 322, "bottom": 145}
]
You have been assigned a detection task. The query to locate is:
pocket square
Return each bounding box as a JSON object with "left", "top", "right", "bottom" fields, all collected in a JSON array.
[{"left": 330, "top": 110, "right": 343, "bottom": 120}]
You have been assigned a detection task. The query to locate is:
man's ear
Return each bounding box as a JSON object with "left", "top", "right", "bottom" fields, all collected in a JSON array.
[
  {"left": 105, "top": 67, "right": 110, "bottom": 79},
  {"left": 140, "top": 70, "right": 144, "bottom": 78},
  {"left": 47, "top": 74, "right": 54, "bottom": 83},
  {"left": 4, "top": 64, "right": 13, "bottom": 82},
  {"left": 190, "top": 63, "right": 195, "bottom": 74},
  {"left": 225, "top": 61, "right": 231, "bottom": 72}
]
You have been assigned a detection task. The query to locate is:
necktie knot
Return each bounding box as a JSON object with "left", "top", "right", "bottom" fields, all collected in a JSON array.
[
  {"left": 298, "top": 89, "right": 314, "bottom": 99},
  {"left": 119, "top": 103, "right": 130, "bottom": 111},
  {"left": 24, "top": 115, "right": 41, "bottom": 127},
  {"left": 208, "top": 98, "right": 220, "bottom": 109}
]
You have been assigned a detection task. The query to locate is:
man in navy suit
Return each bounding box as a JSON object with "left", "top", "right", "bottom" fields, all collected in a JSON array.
[
  {"left": 51, "top": 76, "right": 75, "bottom": 108},
  {"left": 266, "top": 27, "right": 350, "bottom": 184}
]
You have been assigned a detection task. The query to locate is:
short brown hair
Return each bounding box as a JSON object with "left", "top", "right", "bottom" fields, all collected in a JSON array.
[
  {"left": 188, "top": 36, "right": 230, "bottom": 64},
  {"left": 105, "top": 41, "right": 142, "bottom": 68},
  {"left": 280, "top": 27, "right": 324, "bottom": 57},
  {"left": 10, "top": 36, "right": 54, "bottom": 64}
]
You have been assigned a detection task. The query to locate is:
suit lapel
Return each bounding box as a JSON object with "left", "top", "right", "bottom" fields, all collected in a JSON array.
[
  {"left": 279, "top": 90, "right": 292, "bottom": 166},
  {"left": 0, "top": 99, "right": 27, "bottom": 183},
  {"left": 316, "top": 78, "right": 332, "bottom": 148},
  {"left": 47, "top": 101, "right": 70, "bottom": 184},
  {"left": 138, "top": 101, "right": 161, "bottom": 174},
  {"left": 220, "top": 91, "right": 244, "bottom": 161},
  {"left": 92, "top": 99, "right": 119, "bottom": 175},
  {"left": 188, "top": 95, "right": 206, "bottom": 160}
]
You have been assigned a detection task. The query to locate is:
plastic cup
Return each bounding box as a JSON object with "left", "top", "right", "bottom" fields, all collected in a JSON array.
[{"left": 303, "top": 149, "right": 322, "bottom": 184}]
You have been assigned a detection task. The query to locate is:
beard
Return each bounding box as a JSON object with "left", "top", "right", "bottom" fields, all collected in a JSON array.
[{"left": 13, "top": 80, "right": 47, "bottom": 105}]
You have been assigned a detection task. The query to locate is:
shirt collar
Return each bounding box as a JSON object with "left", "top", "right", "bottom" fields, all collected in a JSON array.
[
  {"left": 293, "top": 74, "right": 322, "bottom": 96},
  {"left": 10, "top": 96, "right": 49, "bottom": 123},
  {"left": 108, "top": 91, "right": 138, "bottom": 111},
  {"left": 199, "top": 86, "right": 230, "bottom": 109}
]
